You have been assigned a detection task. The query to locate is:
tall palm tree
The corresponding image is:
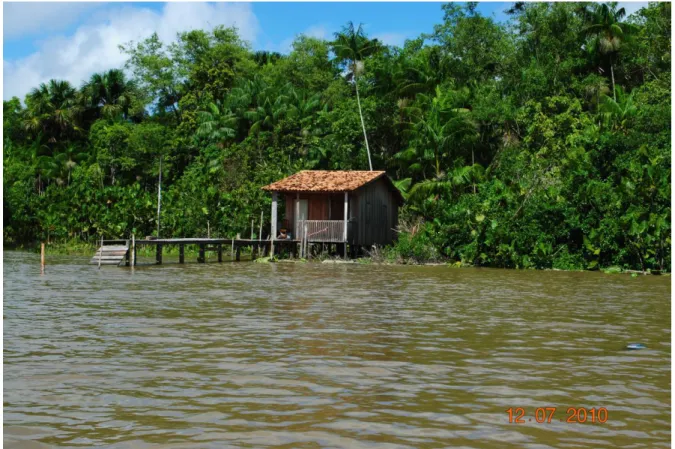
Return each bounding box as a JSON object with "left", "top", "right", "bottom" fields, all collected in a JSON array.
[
  {"left": 397, "top": 87, "right": 477, "bottom": 179},
  {"left": 196, "top": 101, "right": 237, "bottom": 145},
  {"left": 583, "top": 2, "right": 634, "bottom": 101},
  {"left": 24, "top": 80, "right": 79, "bottom": 144},
  {"left": 287, "top": 89, "right": 329, "bottom": 164},
  {"left": 81, "top": 69, "right": 137, "bottom": 119},
  {"left": 331, "top": 22, "right": 380, "bottom": 171},
  {"left": 56, "top": 144, "right": 88, "bottom": 185},
  {"left": 241, "top": 83, "right": 290, "bottom": 135},
  {"left": 394, "top": 46, "right": 449, "bottom": 99}
]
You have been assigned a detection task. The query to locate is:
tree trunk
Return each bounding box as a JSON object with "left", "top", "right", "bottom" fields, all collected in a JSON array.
[
  {"left": 610, "top": 56, "right": 616, "bottom": 102},
  {"left": 354, "top": 69, "right": 373, "bottom": 171},
  {"left": 157, "top": 156, "right": 162, "bottom": 238}
]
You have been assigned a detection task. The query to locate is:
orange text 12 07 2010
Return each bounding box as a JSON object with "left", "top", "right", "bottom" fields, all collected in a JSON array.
[{"left": 506, "top": 407, "right": 609, "bottom": 424}]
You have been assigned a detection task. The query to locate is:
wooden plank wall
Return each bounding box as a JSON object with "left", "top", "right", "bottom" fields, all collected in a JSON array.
[{"left": 353, "top": 178, "right": 398, "bottom": 247}]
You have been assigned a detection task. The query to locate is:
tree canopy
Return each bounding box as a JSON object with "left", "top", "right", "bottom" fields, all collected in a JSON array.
[{"left": 3, "top": 2, "right": 670, "bottom": 271}]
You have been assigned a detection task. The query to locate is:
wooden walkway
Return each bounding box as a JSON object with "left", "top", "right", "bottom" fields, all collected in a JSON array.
[{"left": 91, "top": 237, "right": 299, "bottom": 266}]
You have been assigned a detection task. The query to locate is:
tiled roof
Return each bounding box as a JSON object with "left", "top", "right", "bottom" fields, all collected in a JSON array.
[{"left": 262, "top": 170, "right": 387, "bottom": 193}]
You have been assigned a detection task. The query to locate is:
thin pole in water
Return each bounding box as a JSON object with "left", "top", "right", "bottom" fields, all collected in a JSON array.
[
  {"left": 98, "top": 237, "right": 102, "bottom": 269},
  {"left": 41, "top": 242, "right": 45, "bottom": 273}
]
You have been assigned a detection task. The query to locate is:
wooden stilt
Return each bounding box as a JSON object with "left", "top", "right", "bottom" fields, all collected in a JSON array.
[
  {"left": 131, "top": 235, "right": 136, "bottom": 266},
  {"left": 156, "top": 244, "right": 163, "bottom": 265},
  {"left": 98, "top": 237, "right": 103, "bottom": 269},
  {"left": 259, "top": 211, "right": 263, "bottom": 242},
  {"left": 125, "top": 239, "right": 130, "bottom": 266},
  {"left": 271, "top": 192, "right": 278, "bottom": 258},
  {"left": 235, "top": 246, "right": 241, "bottom": 261},
  {"left": 218, "top": 244, "right": 223, "bottom": 262},
  {"left": 41, "top": 242, "right": 45, "bottom": 273},
  {"left": 343, "top": 192, "right": 349, "bottom": 260},
  {"left": 179, "top": 244, "right": 185, "bottom": 264},
  {"left": 198, "top": 244, "right": 205, "bottom": 263}
]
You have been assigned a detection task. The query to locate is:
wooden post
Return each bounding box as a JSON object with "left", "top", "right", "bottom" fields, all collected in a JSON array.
[
  {"left": 218, "top": 244, "right": 223, "bottom": 262},
  {"left": 198, "top": 244, "right": 205, "bottom": 263},
  {"left": 98, "top": 237, "right": 103, "bottom": 269},
  {"left": 271, "top": 191, "right": 278, "bottom": 257},
  {"left": 41, "top": 242, "right": 45, "bottom": 273},
  {"left": 125, "top": 239, "right": 130, "bottom": 266},
  {"left": 207, "top": 221, "right": 210, "bottom": 239},
  {"left": 231, "top": 238, "right": 234, "bottom": 260},
  {"left": 304, "top": 222, "right": 308, "bottom": 259},
  {"left": 131, "top": 234, "right": 136, "bottom": 266},
  {"left": 251, "top": 219, "right": 254, "bottom": 239},
  {"left": 295, "top": 192, "right": 300, "bottom": 239},
  {"left": 179, "top": 244, "right": 185, "bottom": 264},
  {"left": 342, "top": 192, "right": 349, "bottom": 259},
  {"left": 235, "top": 245, "right": 241, "bottom": 261},
  {"left": 259, "top": 211, "right": 263, "bottom": 242},
  {"left": 156, "top": 244, "right": 163, "bottom": 265}
]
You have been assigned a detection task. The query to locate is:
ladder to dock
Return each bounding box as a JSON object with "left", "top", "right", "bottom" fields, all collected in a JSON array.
[{"left": 90, "top": 241, "right": 129, "bottom": 266}]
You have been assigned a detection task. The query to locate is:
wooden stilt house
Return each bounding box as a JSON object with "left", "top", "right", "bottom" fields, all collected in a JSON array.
[{"left": 262, "top": 170, "right": 403, "bottom": 255}]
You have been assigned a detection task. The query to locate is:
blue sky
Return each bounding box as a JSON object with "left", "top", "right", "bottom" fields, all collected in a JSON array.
[{"left": 3, "top": 2, "right": 647, "bottom": 100}]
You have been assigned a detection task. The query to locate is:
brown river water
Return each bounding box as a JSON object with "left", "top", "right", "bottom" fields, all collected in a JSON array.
[{"left": 3, "top": 250, "right": 671, "bottom": 448}]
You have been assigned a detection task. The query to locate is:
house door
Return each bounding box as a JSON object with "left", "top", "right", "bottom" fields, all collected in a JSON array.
[{"left": 295, "top": 199, "right": 308, "bottom": 239}]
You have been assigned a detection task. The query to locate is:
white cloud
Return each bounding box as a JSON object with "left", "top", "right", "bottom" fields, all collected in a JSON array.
[
  {"left": 373, "top": 32, "right": 408, "bottom": 48},
  {"left": 3, "top": 2, "right": 259, "bottom": 100},
  {"left": 3, "top": 2, "right": 103, "bottom": 40}
]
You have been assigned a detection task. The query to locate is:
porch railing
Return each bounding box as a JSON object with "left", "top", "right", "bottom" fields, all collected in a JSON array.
[{"left": 297, "top": 220, "right": 345, "bottom": 242}]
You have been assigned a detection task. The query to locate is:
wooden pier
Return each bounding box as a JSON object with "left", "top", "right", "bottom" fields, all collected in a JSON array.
[{"left": 92, "top": 237, "right": 299, "bottom": 266}]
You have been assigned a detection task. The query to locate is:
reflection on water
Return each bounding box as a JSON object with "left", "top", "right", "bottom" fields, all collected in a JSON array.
[{"left": 3, "top": 251, "right": 671, "bottom": 448}]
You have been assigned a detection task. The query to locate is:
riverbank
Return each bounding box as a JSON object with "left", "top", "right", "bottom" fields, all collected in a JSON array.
[{"left": 5, "top": 242, "right": 667, "bottom": 276}]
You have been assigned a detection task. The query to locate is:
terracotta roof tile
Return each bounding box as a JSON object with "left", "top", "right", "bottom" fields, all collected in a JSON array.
[{"left": 262, "top": 170, "right": 387, "bottom": 193}]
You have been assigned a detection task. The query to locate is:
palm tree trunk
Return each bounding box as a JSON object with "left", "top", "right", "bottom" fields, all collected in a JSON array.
[
  {"left": 157, "top": 156, "right": 162, "bottom": 238},
  {"left": 610, "top": 55, "right": 616, "bottom": 102},
  {"left": 354, "top": 72, "right": 373, "bottom": 171}
]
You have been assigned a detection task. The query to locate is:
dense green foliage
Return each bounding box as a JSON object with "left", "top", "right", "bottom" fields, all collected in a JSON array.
[{"left": 3, "top": 2, "right": 671, "bottom": 271}]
